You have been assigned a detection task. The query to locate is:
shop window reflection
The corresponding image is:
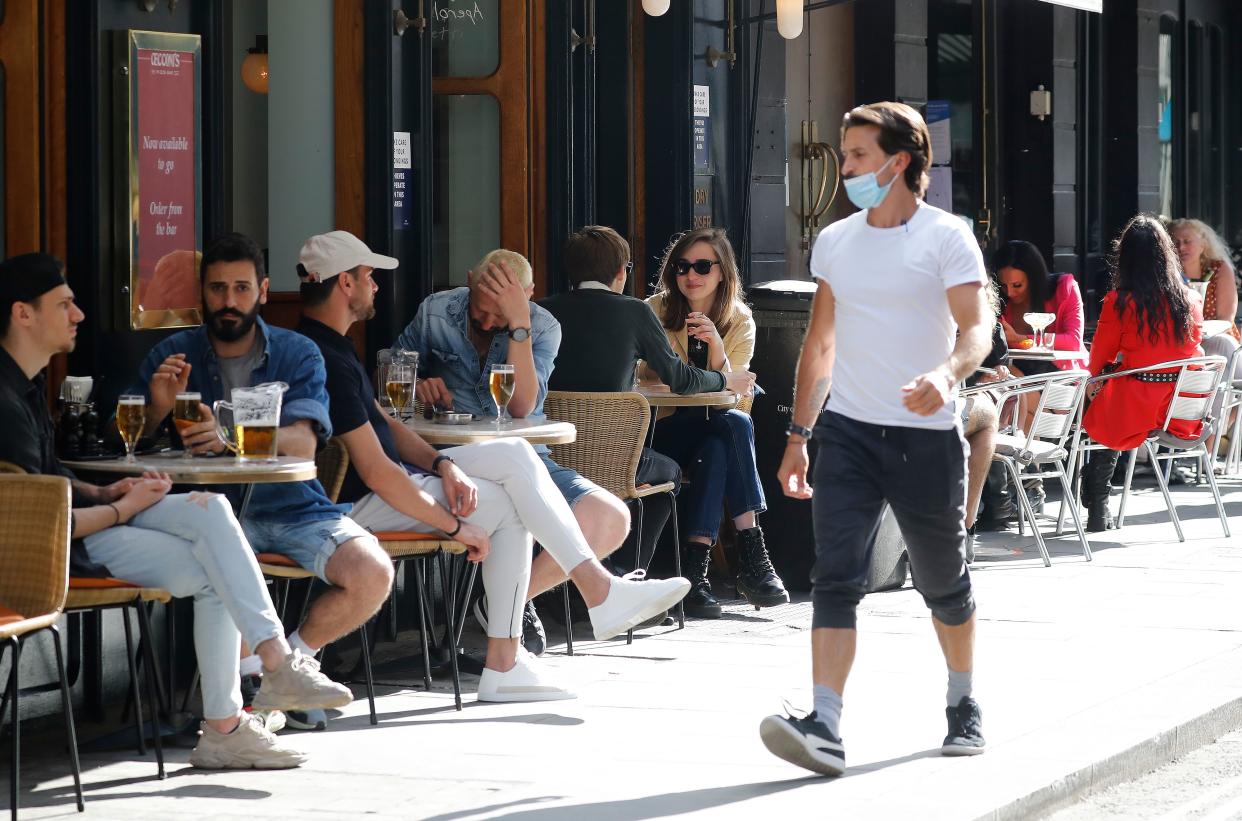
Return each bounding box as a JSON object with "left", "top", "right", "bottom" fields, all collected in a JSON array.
[
  {"left": 1157, "top": 16, "right": 1175, "bottom": 219},
  {"left": 0, "top": 62, "right": 5, "bottom": 259},
  {"left": 928, "top": 0, "right": 976, "bottom": 226},
  {"left": 432, "top": 94, "right": 500, "bottom": 290},
  {"left": 431, "top": 0, "right": 500, "bottom": 78}
]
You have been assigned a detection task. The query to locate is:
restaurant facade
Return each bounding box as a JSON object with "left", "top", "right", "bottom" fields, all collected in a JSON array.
[{"left": 1, "top": 0, "right": 1239, "bottom": 714}]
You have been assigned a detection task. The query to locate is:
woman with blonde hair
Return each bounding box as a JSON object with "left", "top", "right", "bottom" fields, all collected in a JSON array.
[
  {"left": 1169, "top": 218, "right": 1239, "bottom": 341},
  {"left": 641, "top": 227, "right": 787, "bottom": 615}
]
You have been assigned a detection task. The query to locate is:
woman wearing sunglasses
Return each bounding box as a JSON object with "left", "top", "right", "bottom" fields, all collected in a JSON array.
[{"left": 641, "top": 227, "right": 788, "bottom": 616}]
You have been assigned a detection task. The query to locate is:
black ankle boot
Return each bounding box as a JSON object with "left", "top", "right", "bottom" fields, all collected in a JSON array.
[
  {"left": 735, "top": 527, "right": 790, "bottom": 608},
  {"left": 1082, "top": 450, "right": 1120, "bottom": 532},
  {"left": 976, "top": 461, "right": 1015, "bottom": 531},
  {"left": 683, "top": 544, "right": 722, "bottom": 619}
]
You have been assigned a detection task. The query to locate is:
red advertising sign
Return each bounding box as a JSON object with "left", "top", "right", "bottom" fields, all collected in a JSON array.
[{"left": 122, "top": 31, "right": 202, "bottom": 330}]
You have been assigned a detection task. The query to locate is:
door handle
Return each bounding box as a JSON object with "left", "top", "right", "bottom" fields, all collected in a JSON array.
[{"left": 800, "top": 121, "right": 840, "bottom": 249}]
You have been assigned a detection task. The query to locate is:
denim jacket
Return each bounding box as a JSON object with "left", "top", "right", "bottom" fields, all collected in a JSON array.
[
  {"left": 129, "top": 318, "right": 349, "bottom": 523},
  {"left": 394, "top": 288, "right": 561, "bottom": 448}
]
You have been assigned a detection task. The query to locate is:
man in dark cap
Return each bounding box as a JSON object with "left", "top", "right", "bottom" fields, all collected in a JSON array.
[{"left": 0, "top": 252, "right": 351, "bottom": 769}]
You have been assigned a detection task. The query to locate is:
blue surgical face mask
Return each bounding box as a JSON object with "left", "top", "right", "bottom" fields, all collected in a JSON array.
[{"left": 843, "top": 155, "right": 898, "bottom": 210}]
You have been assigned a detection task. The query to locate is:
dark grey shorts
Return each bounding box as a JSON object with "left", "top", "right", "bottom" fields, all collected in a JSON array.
[{"left": 810, "top": 411, "right": 975, "bottom": 630}]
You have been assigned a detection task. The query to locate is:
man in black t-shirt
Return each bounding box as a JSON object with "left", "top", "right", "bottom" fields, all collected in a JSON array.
[
  {"left": 539, "top": 226, "right": 755, "bottom": 615},
  {"left": 295, "top": 231, "right": 689, "bottom": 702}
]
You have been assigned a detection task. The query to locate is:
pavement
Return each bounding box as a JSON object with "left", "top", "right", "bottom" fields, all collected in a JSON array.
[{"left": 5, "top": 467, "right": 1242, "bottom": 821}]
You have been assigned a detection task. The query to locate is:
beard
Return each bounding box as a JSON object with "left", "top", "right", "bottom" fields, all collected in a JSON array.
[
  {"left": 470, "top": 316, "right": 506, "bottom": 337},
  {"left": 206, "top": 303, "right": 261, "bottom": 342},
  {"left": 351, "top": 292, "right": 377, "bottom": 322}
]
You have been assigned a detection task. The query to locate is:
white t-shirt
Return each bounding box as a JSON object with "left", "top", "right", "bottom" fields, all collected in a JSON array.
[{"left": 809, "top": 201, "right": 985, "bottom": 430}]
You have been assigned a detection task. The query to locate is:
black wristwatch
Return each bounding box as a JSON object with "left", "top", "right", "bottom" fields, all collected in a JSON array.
[
  {"left": 509, "top": 327, "right": 531, "bottom": 342},
  {"left": 431, "top": 454, "right": 454, "bottom": 473},
  {"left": 786, "top": 422, "right": 813, "bottom": 441}
]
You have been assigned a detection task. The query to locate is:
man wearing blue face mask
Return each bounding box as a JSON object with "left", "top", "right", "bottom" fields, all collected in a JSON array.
[{"left": 760, "top": 102, "right": 992, "bottom": 777}]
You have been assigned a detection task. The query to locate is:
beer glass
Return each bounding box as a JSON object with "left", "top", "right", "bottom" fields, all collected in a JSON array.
[
  {"left": 213, "top": 382, "right": 286, "bottom": 462},
  {"left": 376, "top": 348, "right": 393, "bottom": 412},
  {"left": 173, "top": 391, "right": 202, "bottom": 458},
  {"left": 489, "top": 363, "right": 516, "bottom": 430},
  {"left": 116, "top": 395, "right": 145, "bottom": 464},
  {"left": 385, "top": 363, "right": 414, "bottom": 420}
]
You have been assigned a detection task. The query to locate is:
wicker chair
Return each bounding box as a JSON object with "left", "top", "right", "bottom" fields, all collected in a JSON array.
[
  {"left": 256, "top": 438, "right": 471, "bottom": 719},
  {"left": 545, "top": 391, "right": 682, "bottom": 654},
  {"left": 0, "top": 465, "right": 169, "bottom": 786},
  {"left": 0, "top": 474, "right": 83, "bottom": 821}
]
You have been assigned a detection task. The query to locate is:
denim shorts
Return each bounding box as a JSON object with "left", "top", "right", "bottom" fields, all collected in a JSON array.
[
  {"left": 538, "top": 452, "right": 603, "bottom": 508},
  {"left": 242, "top": 514, "right": 376, "bottom": 583}
]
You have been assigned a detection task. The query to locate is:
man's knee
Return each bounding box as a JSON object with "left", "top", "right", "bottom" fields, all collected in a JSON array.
[
  {"left": 929, "top": 592, "right": 976, "bottom": 627},
  {"left": 811, "top": 582, "right": 865, "bottom": 630},
  {"left": 574, "top": 492, "right": 630, "bottom": 554},
  {"left": 324, "top": 536, "right": 394, "bottom": 603}
]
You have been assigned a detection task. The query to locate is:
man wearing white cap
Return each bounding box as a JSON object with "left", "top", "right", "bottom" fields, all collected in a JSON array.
[
  {"left": 296, "top": 230, "right": 690, "bottom": 702},
  {"left": 129, "top": 233, "right": 395, "bottom": 732}
]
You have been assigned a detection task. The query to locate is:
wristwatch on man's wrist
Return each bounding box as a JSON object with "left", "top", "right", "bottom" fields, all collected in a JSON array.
[
  {"left": 431, "top": 454, "right": 454, "bottom": 473},
  {"left": 785, "top": 422, "right": 813, "bottom": 441},
  {"left": 508, "top": 327, "right": 531, "bottom": 342}
]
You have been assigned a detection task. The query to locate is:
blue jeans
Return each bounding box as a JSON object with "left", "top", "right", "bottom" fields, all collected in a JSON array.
[{"left": 651, "top": 407, "right": 766, "bottom": 541}]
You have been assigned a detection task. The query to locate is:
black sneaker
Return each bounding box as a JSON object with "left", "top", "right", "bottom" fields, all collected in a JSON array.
[
  {"left": 522, "top": 601, "right": 547, "bottom": 656},
  {"left": 942, "top": 697, "right": 986, "bottom": 756},
  {"left": 759, "top": 710, "right": 845, "bottom": 777},
  {"left": 285, "top": 708, "right": 328, "bottom": 732}
]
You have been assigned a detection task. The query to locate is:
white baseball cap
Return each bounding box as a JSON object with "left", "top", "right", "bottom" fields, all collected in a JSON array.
[{"left": 297, "top": 230, "right": 399, "bottom": 282}]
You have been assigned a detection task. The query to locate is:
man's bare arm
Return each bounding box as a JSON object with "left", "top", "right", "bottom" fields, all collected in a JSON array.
[{"left": 790, "top": 281, "right": 837, "bottom": 432}]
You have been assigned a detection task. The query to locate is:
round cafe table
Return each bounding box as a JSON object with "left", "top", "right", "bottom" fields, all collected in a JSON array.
[
  {"left": 635, "top": 385, "right": 742, "bottom": 447},
  {"left": 402, "top": 415, "right": 576, "bottom": 446},
  {"left": 1203, "top": 319, "right": 1234, "bottom": 339}
]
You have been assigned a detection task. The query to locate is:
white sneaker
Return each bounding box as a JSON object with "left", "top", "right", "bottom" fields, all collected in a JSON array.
[
  {"left": 477, "top": 650, "right": 576, "bottom": 703},
  {"left": 189, "top": 712, "right": 307, "bottom": 770},
  {"left": 589, "top": 574, "right": 691, "bottom": 641}
]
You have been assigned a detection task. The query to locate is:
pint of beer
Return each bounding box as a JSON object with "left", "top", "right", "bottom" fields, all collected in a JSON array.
[
  {"left": 174, "top": 391, "right": 203, "bottom": 458},
  {"left": 116, "top": 395, "right": 145, "bottom": 463},
  {"left": 489, "top": 363, "right": 516, "bottom": 429},
  {"left": 213, "top": 382, "right": 287, "bottom": 462}
]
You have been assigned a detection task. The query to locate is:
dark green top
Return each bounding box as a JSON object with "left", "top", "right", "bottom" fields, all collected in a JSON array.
[{"left": 538, "top": 287, "right": 726, "bottom": 394}]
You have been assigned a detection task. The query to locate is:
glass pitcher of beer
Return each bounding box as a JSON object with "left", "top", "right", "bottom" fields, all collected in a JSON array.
[{"left": 212, "top": 382, "right": 287, "bottom": 462}]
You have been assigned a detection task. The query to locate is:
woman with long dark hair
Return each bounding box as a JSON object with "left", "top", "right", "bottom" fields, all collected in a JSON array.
[
  {"left": 641, "top": 227, "right": 787, "bottom": 615},
  {"left": 1080, "top": 214, "right": 1204, "bottom": 530},
  {"left": 992, "top": 240, "right": 1087, "bottom": 374}
]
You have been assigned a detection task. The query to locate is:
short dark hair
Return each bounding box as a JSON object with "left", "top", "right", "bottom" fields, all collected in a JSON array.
[
  {"left": 841, "top": 102, "right": 932, "bottom": 197},
  {"left": 299, "top": 265, "right": 359, "bottom": 307},
  {"left": 0, "top": 293, "right": 41, "bottom": 339},
  {"left": 200, "top": 233, "right": 267, "bottom": 284},
  {"left": 562, "top": 226, "right": 630, "bottom": 287}
]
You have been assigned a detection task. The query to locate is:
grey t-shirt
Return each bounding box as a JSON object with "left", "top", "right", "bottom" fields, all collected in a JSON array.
[{"left": 217, "top": 333, "right": 266, "bottom": 399}]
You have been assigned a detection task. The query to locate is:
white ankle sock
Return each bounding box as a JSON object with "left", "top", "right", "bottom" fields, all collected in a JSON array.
[
  {"left": 812, "top": 684, "right": 843, "bottom": 737},
  {"left": 289, "top": 630, "right": 317, "bottom": 658},
  {"left": 239, "top": 654, "right": 262, "bottom": 677}
]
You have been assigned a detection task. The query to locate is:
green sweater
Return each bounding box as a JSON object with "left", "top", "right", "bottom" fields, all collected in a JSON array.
[{"left": 538, "top": 288, "right": 727, "bottom": 394}]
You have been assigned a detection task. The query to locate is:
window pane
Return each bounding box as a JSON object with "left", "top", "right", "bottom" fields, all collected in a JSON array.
[
  {"left": 431, "top": 0, "right": 499, "bottom": 78},
  {"left": 0, "top": 62, "right": 5, "bottom": 259},
  {"left": 928, "top": 0, "right": 976, "bottom": 223},
  {"left": 432, "top": 94, "right": 500, "bottom": 290},
  {"left": 1157, "top": 18, "right": 1175, "bottom": 220},
  {"left": 1203, "top": 25, "right": 1223, "bottom": 228}
]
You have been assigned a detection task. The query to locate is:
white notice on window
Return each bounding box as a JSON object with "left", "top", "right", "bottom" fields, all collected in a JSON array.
[
  {"left": 927, "top": 166, "right": 953, "bottom": 211},
  {"left": 693, "top": 85, "right": 710, "bottom": 118},
  {"left": 393, "top": 132, "right": 412, "bottom": 170}
]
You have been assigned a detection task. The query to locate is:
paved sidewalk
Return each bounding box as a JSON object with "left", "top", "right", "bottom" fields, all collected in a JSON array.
[{"left": 6, "top": 471, "right": 1242, "bottom": 820}]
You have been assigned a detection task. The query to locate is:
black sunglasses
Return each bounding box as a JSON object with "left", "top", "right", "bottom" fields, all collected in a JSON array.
[{"left": 672, "top": 258, "right": 721, "bottom": 276}]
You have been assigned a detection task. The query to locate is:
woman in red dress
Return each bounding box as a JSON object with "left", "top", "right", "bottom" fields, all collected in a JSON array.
[{"left": 1081, "top": 214, "right": 1204, "bottom": 530}]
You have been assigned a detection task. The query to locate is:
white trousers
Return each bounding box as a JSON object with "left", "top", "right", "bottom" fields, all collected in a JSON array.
[{"left": 349, "top": 438, "right": 596, "bottom": 639}]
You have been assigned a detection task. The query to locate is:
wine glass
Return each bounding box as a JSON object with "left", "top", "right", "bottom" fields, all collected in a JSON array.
[
  {"left": 116, "top": 395, "right": 145, "bottom": 464},
  {"left": 489, "top": 363, "right": 516, "bottom": 431},
  {"left": 1023, "top": 312, "right": 1057, "bottom": 348},
  {"left": 173, "top": 391, "right": 202, "bottom": 458},
  {"left": 385, "top": 363, "right": 414, "bottom": 421}
]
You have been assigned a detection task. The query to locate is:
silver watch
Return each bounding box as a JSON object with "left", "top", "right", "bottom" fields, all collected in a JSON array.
[{"left": 509, "top": 327, "right": 531, "bottom": 342}]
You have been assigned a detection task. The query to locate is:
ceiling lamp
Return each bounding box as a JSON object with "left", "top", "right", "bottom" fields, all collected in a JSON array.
[
  {"left": 241, "top": 34, "right": 269, "bottom": 95},
  {"left": 776, "top": 0, "right": 803, "bottom": 39},
  {"left": 642, "top": 0, "right": 671, "bottom": 16}
]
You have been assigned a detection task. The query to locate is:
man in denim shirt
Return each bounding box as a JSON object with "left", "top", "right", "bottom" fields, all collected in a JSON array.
[
  {"left": 395, "top": 250, "right": 630, "bottom": 651},
  {"left": 130, "top": 234, "right": 394, "bottom": 727}
]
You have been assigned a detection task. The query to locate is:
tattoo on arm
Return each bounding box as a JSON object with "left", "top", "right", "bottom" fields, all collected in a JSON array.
[{"left": 807, "top": 378, "right": 830, "bottom": 416}]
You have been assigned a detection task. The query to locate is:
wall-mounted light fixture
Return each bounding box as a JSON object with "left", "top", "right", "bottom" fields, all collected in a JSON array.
[
  {"left": 776, "top": 0, "right": 803, "bottom": 39},
  {"left": 642, "top": 0, "right": 671, "bottom": 15},
  {"left": 241, "top": 34, "right": 269, "bottom": 95}
]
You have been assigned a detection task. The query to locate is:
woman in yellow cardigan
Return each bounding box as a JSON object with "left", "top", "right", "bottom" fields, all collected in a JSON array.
[{"left": 642, "top": 227, "right": 787, "bottom": 616}]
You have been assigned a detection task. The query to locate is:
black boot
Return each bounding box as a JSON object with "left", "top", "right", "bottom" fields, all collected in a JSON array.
[
  {"left": 1082, "top": 450, "right": 1120, "bottom": 532},
  {"left": 976, "top": 461, "right": 1015, "bottom": 531},
  {"left": 1023, "top": 478, "right": 1046, "bottom": 517},
  {"left": 735, "top": 527, "right": 790, "bottom": 608},
  {"left": 683, "top": 544, "right": 722, "bottom": 619}
]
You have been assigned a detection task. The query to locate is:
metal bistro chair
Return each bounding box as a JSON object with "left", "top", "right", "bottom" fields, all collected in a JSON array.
[
  {"left": 962, "top": 369, "right": 1092, "bottom": 567},
  {"left": 0, "top": 474, "right": 83, "bottom": 821},
  {"left": 1065, "top": 355, "right": 1230, "bottom": 543},
  {"left": 1209, "top": 344, "right": 1242, "bottom": 475},
  {"left": 256, "top": 438, "right": 473, "bottom": 718},
  {"left": 544, "top": 391, "right": 681, "bottom": 655}
]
